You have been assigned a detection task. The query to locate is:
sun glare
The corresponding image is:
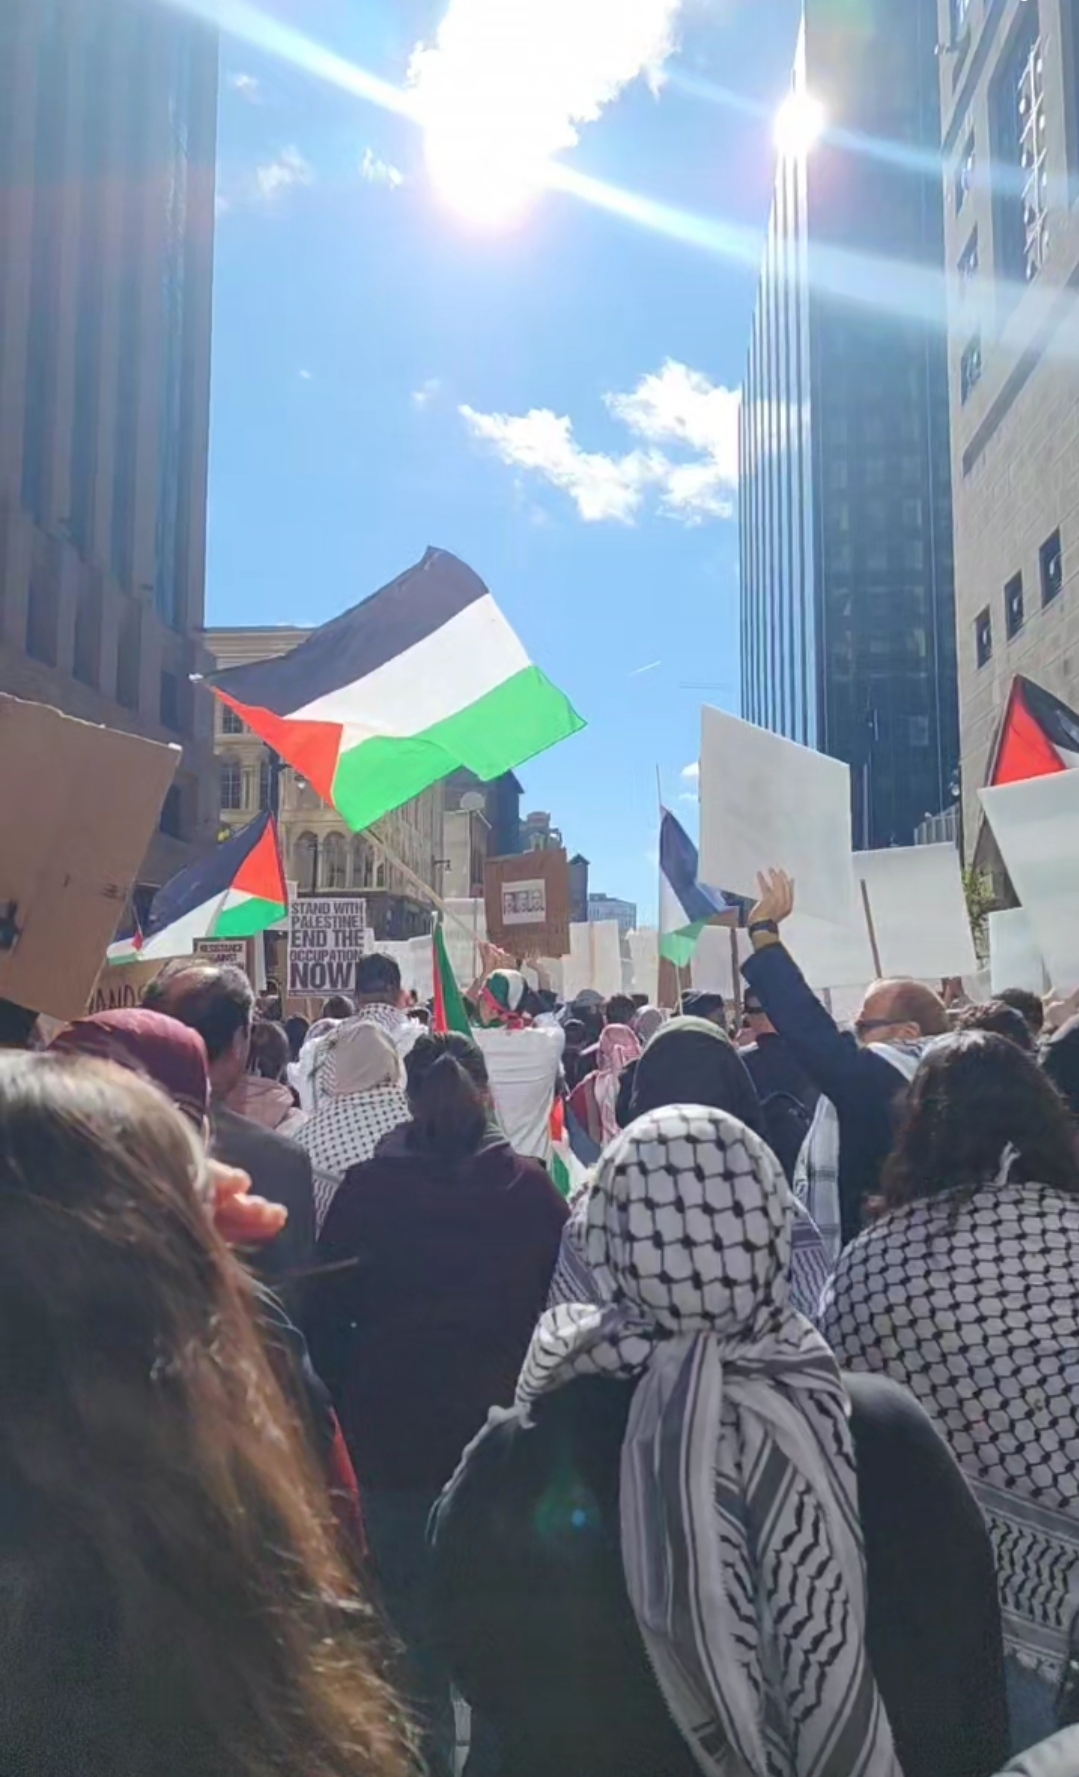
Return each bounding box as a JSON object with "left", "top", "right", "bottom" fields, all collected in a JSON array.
[
  {"left": 774, "top": 90, "right": 827, "bottom": 161},
  {"left": 421, "top": 111, "right": 546, "bottom": 226}
]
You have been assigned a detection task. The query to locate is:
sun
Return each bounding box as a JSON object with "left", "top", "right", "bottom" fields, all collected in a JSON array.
[
  {"left": 774, "top": 90, "right": 827, "bottom": 162},
  {"left": 421, "top": 111, "right": 545, "bottom": 226}
]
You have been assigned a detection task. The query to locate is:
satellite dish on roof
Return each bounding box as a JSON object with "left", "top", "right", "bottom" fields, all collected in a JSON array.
[{"left": 459, "top": 791, "right": 486, "bottom": 813}]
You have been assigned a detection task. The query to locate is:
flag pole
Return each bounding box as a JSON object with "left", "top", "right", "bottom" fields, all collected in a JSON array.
[{"left": 656, "top": 766, "right": 681, "bottom": 1014}]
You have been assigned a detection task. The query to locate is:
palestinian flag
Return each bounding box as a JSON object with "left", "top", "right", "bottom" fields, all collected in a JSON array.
[
  {"left": 432, "top": 919, "right": 472, "bottom": 1036},
  {"left": 107, "top": 812, "right": 287, "bottom": 962},
  {"left": 989, "top": 675, "right": 1079, "bottom": 786},
  {"left": 659, "top": 807, "right": 750, "bottom": 967},
  {"left": 202, "top": 549, "right": 584, "bottom": 831}
]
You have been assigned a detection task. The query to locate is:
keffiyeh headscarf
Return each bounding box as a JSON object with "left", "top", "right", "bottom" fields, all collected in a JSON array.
[
  {"left": 589, "top": 1023, "right": 641, "bottom": 1144},
  {"left": 480, "top": 969, "right": 531, "bottom": 1029},
  {"left": 519, "top": 1107, "right": 900, "bottom": 1777},
  {"left": 294, "top": 1024, "right": 410, "bottom": 1230}
]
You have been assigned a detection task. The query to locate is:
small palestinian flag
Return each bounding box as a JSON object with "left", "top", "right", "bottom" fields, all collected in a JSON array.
[
  {"left": 202, "top": 548, "right": 584, "bottom": 832},
  {"left": 659, "top": 808, "right": 751, "bottom": 967},
  {"left": 432, "top": 919, "right": 472, "bottom": 1036},
  {"left": 990, "top": 675, "right": 1079, "bottom": 786},
  {"left": 108, "top": 812, "right": 287, "bottom": 962}
]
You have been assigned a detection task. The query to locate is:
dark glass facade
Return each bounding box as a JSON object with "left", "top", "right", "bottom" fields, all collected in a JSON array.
[{"left": 740, "top": 0, "right": 959, "bottom": 849}]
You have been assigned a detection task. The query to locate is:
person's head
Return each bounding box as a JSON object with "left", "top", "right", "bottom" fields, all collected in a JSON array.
[
  {"left": 997, "top": 986, "right": 1046, "bottom": 1038},
  {"left": 247, "top": 1018, "right": 291, "bottom": 1081},
  {"left": 355, "top": 952, "right": 404, "bottom": 1009},
  {"left": 578, "top": 1105, "right": 793, "bottom": 1332},
  {"left": 740, "top": 987, "right": 776, "bottom": 1041},
  {"left": 405, "top": 1031, "right": 493, "bottom": 1161},
  {"left": 562, "top": 1017, "right": 588, "bottom": 1050},
  {"left": 325, "top": 1022, "right": 402, "bottom": 1100},
  {"left": 0, "top": 1053, "right": 413, "bottom": 1777},
  {"left": 49, "top": 1008, "right": 210, "bottom": 1130},
  {"left": 320, "top": 994, "right": 355, "bottom": 1022},
  {"left": 284, "top": 1014, "right": 309, "bottom": 1062},
  {"left": 881, "top": 1030, "right": 1079, "bottom": 1211},
  {"left": 142, "top": 963, "right": 255, "bottom": 1099},
  {"left": 629, "top": 1015, "right": 765, "bottom": 1137},
  {"left": 1041, "top": 1014, "right": 1079, "bottom": 1120},
  {"left": 476, "top": 969, "right": 530, "bottom": 1028},
  {"left": 633, "top": 1005, "right": 667, "bottom": 1046},
  {"left": 854, "top": 978, "right": 949, "bottom": 1048},
  {"left": 256, "top": 988, "right": 283, "bottom": 1022},
  {"left": 593, "top": 1023, "right": 641, "bottom": 1076},
  {"left": 681, "top": 991, "right": 727, "bottom": 1032},
  {"left": 955, "top": 999, "right": 1036, "bottom": 1054},
  {"left": 604, "top": 994, "right": 636, "bottom": 1029}
]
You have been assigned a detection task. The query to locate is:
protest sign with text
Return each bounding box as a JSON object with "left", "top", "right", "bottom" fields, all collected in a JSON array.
[{"left": 287, "top": 897, "right": 368, "bottom": 996}]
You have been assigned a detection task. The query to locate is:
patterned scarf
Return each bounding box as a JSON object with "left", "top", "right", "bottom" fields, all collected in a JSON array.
[
  {"left": 519, "top": 1106, "right": 900, "bottom": 1777},
  {"left": 792, "top": 1040, "right": 927, "bottom": 1264},
  {"left": 297, "top": 1083, "right": 411, "bottom": 1231},
  {"left": 821, "top": 1178, "right": 1079, "bottom": 1678}
]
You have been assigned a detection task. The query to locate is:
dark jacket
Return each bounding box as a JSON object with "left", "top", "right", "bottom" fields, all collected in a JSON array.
[
  {"left": 430, "top": 1370, "right": 1008, "bottom": 1777},
  {"left": 740, "top": 1031, "right": 819, "bottom": 1114},
  {"left": 742, "top": 944, "right": 910, "bottom": 1243},
  {"left": 210, "top": 1103, "right": 316, "bottom": 1305},
  {"left": 304, "top": 1127, "right": 568, "bottom": 1493}
]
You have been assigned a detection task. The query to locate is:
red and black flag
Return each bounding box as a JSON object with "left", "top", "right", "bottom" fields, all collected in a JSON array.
[{"left": 989, "top": 676, "right": 1079, "bottom": 787}]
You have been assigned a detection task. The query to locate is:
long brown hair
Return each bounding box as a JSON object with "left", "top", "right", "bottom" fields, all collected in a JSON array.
[{"left": 0, "top": 1053, "right": 415, "bottom": 1777}]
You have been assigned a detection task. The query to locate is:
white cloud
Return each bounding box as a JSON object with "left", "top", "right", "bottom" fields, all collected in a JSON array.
[
  {"left": 681, "top": 761, "right": 700, "bottom": 780},
  {"left": 255, "top": 146, "right": 313, "bottom": 200},
  {"left": 298, "top": 369, "right": 313, "bottom": 382},
  {"left": 361, "top": 147, "right": 405, "bottom": 188},
  {"left": 409, "top": 0, "right": 682, "bottom": 221},
  {"left": 229, "top": 71, "right": 261, "bottom": 101},
  {"left": 459, "top": 361, "right": 739, "bottom": 526},
  {"left": 630, "top": 660, "right": 662, "bottom": 677},
  {"left": 412, "top": 378, "right": 442, "bottom": 409}
]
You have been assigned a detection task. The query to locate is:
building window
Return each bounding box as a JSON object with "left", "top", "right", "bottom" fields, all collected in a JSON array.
[
  {"left": 829, "top": 459, "right": 848, "bottom": 490},
  {"left": 25, "top": 571, "right": 59, "bottom": 666},
  {"left": 909, "top": 714, "right": 931, "bottom": 748},
  {"left": 221, "top": 704, "right": 244, "bottom": 735},
  {"left": 955, "top": 131, "right": 976, "bottom": 212},
  {"left": 993, "top": 12, "right": 1048, "bottom": 283},
  {"left": 220, "top": 759, "right": 243, "bottom": 811},
  {"left": 351, "top": 836, "right": 374, "bottom": 889},
  {"left": 958, "top": 228, "right": 979, "bottom": 292},
  {"left": 865, "top": 458, "right": 886, "bottom": 487},
  {"left": 322, "top": 832, "right": 347, "bottom": 890},
  {"left": 903, "top": 498, "right": 924, "bottom": 528},
  {"left": 160, "top": 670, "right": 181, "bottom": 732},
  {"left": 1041, "top": 528, "right": 1063, "bottom": 604},
  {"left": 159, "top": 784, "right": 183, "bottom": 838},
  {"left": 295, "top": 831, "right": 318, "bottom": 894},
  {"left": 258, "top": 756, "right": 273, "bottom": 810},
  {"left": 960, "top": 336, "right": 983, "bottom": 403},
  {"left": 975, "top": 607, "right": 993, "bottom": 667},
  {"left": 1005, "top": 571, "right": 1025, "bottom": 638},
  {"left": 376, "top": 861, "right": 387, "bottom": 889},
  {"left": 903, "top": 539, "right": 926, "bottom": 570},
  {"left": 73, "top": 582, "right": 102, "bottom": 688},
  {"left": 116, "top": 600, "right": 141, "bottom": 710}
]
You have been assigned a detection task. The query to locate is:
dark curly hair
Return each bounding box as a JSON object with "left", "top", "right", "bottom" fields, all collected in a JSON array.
[
  {"left": 955, "top": 999, "right": 1036, "bottom": 1054},
  {"left": 880, "top": 1030, "right": 1079, "bottom": 1211}
]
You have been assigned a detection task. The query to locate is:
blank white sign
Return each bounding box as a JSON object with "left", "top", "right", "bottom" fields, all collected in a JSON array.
[
  {"left": 563, "top": 921, "right": 623, "bottom": 1001},
  {"left": 856, "top": 844, "right": 977, "bottom": 982},
  {"left": 627, "top": 928, "right": 659, "bottom": 1002},
  {"left": 988, "top": 908, "right": 1046, "bottom": 995},
  {"left": 981, "top": 773, "right": 1079, "bottom": 991},
  {"left": 699, "top": 706, "right": 856, "bottom": 922}
]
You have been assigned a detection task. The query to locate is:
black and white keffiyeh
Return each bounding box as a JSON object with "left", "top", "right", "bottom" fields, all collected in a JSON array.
[
  {"left": 297, "top": 1084, "right": 411, "bottom": 1231},
  {"left": 820, "top": 1178, "right": 1079, "bottom": 1678},
  {"left": 518, "top": 1106, "right": 900, "bottom": 1777}
]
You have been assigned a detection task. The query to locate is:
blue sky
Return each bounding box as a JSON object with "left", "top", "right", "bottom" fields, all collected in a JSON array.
[{"left": 206, "top": 0, "right": 803, "bottom": 920}]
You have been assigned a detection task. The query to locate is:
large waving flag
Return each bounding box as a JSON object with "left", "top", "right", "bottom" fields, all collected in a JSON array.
[
  {"left": 202, "top": 549, "right": 584, "bottom": 832},
  {"left": 659, "top": 808, "right": 748, "bottom": 967},
  {"left": 108, "top": 812, "right": 287, "bottom": 962},
  {"left": 989, "top": 675, "right": 1079, "bottom": 786}
]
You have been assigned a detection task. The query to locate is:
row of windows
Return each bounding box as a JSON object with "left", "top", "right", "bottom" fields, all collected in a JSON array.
[
  {"left": 220, "top": 758, "right": 272, "bottom": 812},
  {"left": 293, "top": 833, "right": 385, "bottom": 895},
  {"left": 974, "top": 527, "right": 1063, "bottom": 666},
  {"left": 25, "top": 575, "right": 186, "bottom": 731}
]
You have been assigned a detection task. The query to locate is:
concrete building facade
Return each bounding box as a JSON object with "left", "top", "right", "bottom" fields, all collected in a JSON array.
[
  {"left": 740, "top": 0, "right": 960, "bottom": 847},
  {"left": 937, "top": 0, "right": 1079, "bottom": 855},
  {"left": 205, "top": 626, "right": 444, "bottom": 941},
  {"left": 0, "top": 0, "right": 219, "bottom": 883},
  {"left": 587, "top": 893, "right": 638, "bottom": 935}
]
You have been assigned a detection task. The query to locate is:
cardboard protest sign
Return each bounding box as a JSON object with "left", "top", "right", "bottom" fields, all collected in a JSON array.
[
  {"left": 485, "top": 850, "right": 570, "bottom": 959},
  {"left": 988, "top": 907, "right": 1046, "bottom": 995},
  {"left": 981, "top": 773, "right": 1079, "bottom": 992},
  {"left": 854, "top": 844, "right": 977, "bottom": 982},
  {"left": 563, "top": 921, "right": 622, "bottom": 1001},
  {"left": 287, "top": 897, "right": 368, "bottom": 996},
  {"left": 699, "top": 706, "right": 856, "bottom": 923},
  {"left": 193, "top": 938, "right": 250, "bottom": 973},
  {"left": 0, "top": 694, "right": 181, "bottom": 1020},
  {"left": 86, "top": 956, "right": 168, "bottom": 1015}
]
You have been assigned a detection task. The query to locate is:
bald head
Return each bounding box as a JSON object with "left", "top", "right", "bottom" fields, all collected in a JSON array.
[
  {"left": 142, "top": 962, "right": 255, "bottom": 1096},
  {"left": 856, "top": 979, "right": 949, "bottom": 1047}
]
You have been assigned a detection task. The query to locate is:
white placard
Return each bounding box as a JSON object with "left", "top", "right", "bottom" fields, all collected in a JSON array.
[
  {"left": 690, "top": 925, "right": 738, "bottom": 998},
  {"left": 784, "top": 901, "right": 876, "bottom": 990},
  {"left": 699, "top": 706, "right": 856, "bottom": 921},
  {"left": 981, "top": 773, "right": 1079, "bottom": 992},
  {"left": 626, "top": 928, "right": 659, "bottom": 1003},
  {"left": 287, "top": 896, "right": 367, "bottom": 996},
  {"left": 989, "top": 907, "right": 1047, "bottom": 995},
  {"left": 379, "top": 935, "right": 435, "bottom": 1002},
  {"left": 855, "top": 844, "right": 977, "bottom": 981},
  {"left": 443, "top": 897, "right": 487, "bottom": 989},
  {"left": 535, "top": 956, "right": 565, "bottom": 997},
  {"left": 563, "top": 921, "right": 622, "bottom": 1001}
]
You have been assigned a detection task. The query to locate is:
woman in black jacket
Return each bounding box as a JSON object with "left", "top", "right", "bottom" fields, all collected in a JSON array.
[{"left": 431, "top": 1105, "right": 1009, "bottom": 1777}]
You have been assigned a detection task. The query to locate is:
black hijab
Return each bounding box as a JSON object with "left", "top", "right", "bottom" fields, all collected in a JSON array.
[{"left": 628, "top": 1016, "right": 766, "bottom": 1137}]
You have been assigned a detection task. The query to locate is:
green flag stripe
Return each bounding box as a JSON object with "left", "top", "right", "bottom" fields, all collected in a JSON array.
[
  {"left": 331, "top": 664, "right": 584, "bottom": 832},
  {"left": 658, "top": 921, "right": 706, "bottom": 968},
  {"left": 213, "top": 896, "right": 287, "bottom": 939}
]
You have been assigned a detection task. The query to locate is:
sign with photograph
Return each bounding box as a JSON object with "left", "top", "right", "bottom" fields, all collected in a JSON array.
[
  {"left": 287, "top": 896, "right": 368, "bottom": 996},
  {"left": 485, "top": 851, "right": 570, "bottom": 958}
]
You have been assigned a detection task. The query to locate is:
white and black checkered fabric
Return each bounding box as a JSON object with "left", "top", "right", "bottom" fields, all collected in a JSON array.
[
  {"left": 820, "top": 1179, "right": 1079, "bottom": 1678},
  {"left": 518, "top": 1105, "right": 900, "bottom": 1777}
]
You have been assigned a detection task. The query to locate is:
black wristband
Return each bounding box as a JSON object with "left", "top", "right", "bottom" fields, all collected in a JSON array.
[{"left": 748, "top": 919, "right": 779, "bottom": 937}]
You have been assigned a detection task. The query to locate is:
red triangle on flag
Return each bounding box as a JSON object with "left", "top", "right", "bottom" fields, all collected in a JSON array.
[
  {"left": 991, "top": 679, "right": 1069, "bottom": 786},
  {"left": 233, "top": 814, "right": 288, "bottom": 906}
]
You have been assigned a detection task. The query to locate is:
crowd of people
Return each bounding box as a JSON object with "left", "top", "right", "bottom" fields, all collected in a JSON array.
[{"left": 4, "top": 870, "right": 1079, "bottom": 1777}]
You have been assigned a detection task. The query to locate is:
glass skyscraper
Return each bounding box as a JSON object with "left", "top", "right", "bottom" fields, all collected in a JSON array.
[{"left": 740, "top": 0, "right": 959, "bottom": 849}]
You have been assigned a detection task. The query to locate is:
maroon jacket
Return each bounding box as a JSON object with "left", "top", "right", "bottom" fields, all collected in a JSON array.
[{"left": 304, "top": 1127, "right": 568, "bottom": 1493}]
